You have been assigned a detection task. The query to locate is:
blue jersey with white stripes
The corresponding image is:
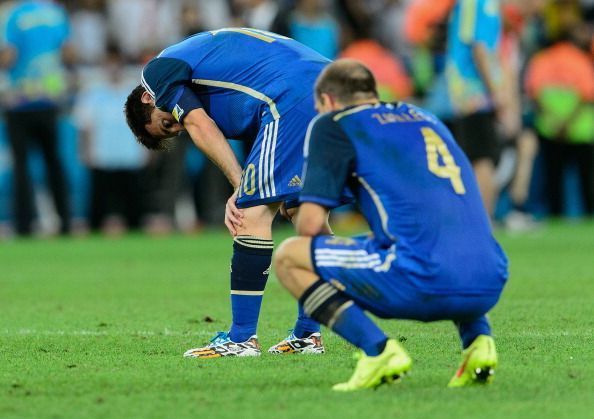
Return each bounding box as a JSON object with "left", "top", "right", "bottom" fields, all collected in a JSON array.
[
  {"left": 301, "top": 102, "right": 508, "bottom": 291},
  {"left": 141, "top": 28, "right": 330, "bottom": 141}
]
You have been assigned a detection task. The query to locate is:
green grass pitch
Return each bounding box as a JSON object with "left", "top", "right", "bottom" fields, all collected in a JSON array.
[{"left": 1, "top": 221, "right": 594, "bottom": 419}]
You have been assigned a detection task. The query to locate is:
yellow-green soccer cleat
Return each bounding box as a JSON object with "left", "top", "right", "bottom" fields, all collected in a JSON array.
[
  {"left": 448, "top": 335, "right": 497, "bottom": 388},
  {"left": 332, "top": 339, "right": 412, "bottom": 392}
]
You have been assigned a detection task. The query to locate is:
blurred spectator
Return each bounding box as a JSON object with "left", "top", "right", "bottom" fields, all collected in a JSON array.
[
  {"left": 340, "top": 39, "right": 412, "bottom": 101},
  {"left": 181, "top": 2, "right": 207, "bottom": 36},
  {"left": 404, "top": 0, "right": 454, "bottom": 123},
  {"left": 106, "top": 0, "right": 183, "bottom": 62},
  {"left": 497, "top": 2, "right": 539, "bottom": 229},
  {"left": 191, "top": 0, "right": 233, "bottom": 31},
  {"left": 524, "top": 20, "right": 594, "bottom": 216},
  {"left": 272, "top": 0, "right": 340, "bottom": 59},
  {"left": 542, "top": 0, "right": 582, "bottom": 42},
  {"left": 73, "top": 43, "right": 147, "bottom": 235},
  {"left": 446, "top": 0, "right": 503, "bottom": 217},
  {"left": 0, "top": 0, "right": 74, "bottom": 236},
  {"left": 70, "top": 0, "right": 107, "bottom": 66},
  {"left": 142, "top": 141, "right": 188, "bottom": 235},
  {"left": 339, "top": 1, "right": 412, "bottom": 101},
  {"left": 403, "top": 0, "right": 453, "bottom": 46},
  {"left": 234, "top": 0, "right": 278, "bottom": 29},
  {"left": 374, "top": 0, "right": 413, "bottom": 60},
  {"left": 498, "top": 2, "right": 523, "bottom": 139},
  {"left": 335, "top": 0, "right": 374, "bottom": 43}
]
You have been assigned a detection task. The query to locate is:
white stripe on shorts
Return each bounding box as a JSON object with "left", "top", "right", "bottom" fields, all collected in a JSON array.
[
  {"left": 315, "top": 249, "right": 371, "bottom": 256},
  {"left": 316, "top": 260, "right": 383, "bottom": 269},
  {"left": 262, "top": 122, "right": 272, "bottom": 197},
  {"left": 258, "top": 123, "right": 269, "bottom": 199},
  {"left": 269, "top": 119, "right": 278, "bottom": 196}
]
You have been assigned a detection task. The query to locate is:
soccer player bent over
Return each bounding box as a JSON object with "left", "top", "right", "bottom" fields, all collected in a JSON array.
[
  {"left": 125, "top": 29, "right": 336, "bottom": 357},
  {"left": 274, "top": 60, "right": 509, "bottom": 391}
]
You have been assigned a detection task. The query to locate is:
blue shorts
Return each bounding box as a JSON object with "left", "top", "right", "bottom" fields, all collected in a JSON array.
[
  {"left": 236, "top": 96, "right": 316, "bottom": 209},
  {"left": 311, "top": 235, "right": 503, "bottom": 323}
]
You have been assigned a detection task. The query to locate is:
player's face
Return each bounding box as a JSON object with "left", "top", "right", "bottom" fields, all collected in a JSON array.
[
  {"left": 140, "top": 91, "right": 184, "bottom": 140},
  {"left": 145, "top": 108, "right": 185, "bottom": 140}
]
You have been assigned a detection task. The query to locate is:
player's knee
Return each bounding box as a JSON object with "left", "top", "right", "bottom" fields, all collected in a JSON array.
[{"left": 235, "top": 204, "right": 278, "bottom": 237}]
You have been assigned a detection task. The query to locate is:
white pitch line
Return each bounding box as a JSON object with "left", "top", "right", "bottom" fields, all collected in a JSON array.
[{"left": 1, "top": 329, "right": 217, "bottom": 337}]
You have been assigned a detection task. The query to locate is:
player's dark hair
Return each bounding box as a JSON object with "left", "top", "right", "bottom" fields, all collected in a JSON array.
[
  {"left": 315, "top": 60, "right": 379, "bottom": 104},
  {"left": 124, "top": 85, "right": 168, "bottom": 151}
]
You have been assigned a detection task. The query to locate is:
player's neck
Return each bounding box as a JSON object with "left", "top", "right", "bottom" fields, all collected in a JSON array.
[{"left": 336, "top": 98, "right": 380, "bottom": 111}]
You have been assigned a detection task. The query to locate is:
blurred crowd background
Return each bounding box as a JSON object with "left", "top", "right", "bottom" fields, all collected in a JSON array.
[{"left": 0, "top": 0, "right": 592, "bottom": 239}]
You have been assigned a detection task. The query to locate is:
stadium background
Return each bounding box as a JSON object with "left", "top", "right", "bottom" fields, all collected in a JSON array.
[{"left": 0, "top": 0, "right": 592, "bottom": 238}]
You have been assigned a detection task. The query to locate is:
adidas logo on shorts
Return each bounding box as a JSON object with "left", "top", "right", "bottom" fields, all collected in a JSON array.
[{"left": 288, "top": 175, "right": 302, "bottom": 187}]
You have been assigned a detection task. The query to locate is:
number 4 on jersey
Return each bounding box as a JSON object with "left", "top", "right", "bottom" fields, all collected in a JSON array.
[{"left": 421, "top": 127, "right": 466, "bottom": 195}]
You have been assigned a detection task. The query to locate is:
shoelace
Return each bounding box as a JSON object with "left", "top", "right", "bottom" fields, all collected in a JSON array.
[
  {"left": 210, "top": 331, "right": 230, "bottom": 345},
  {"left": 285, "top": 329, "right": 296, "bottom": 339}
]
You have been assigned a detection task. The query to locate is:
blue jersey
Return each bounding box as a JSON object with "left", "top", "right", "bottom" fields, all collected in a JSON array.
[
  {"left": 301, "top": 102, "right": 507, "bottom": 292},
  {"left": 446, "top": 0, "right": 501, "bottom": 115},
  {"left": 1, "top": 0, "right": 70, "bottom": 109},
  {"left": 141, "top": 28, "right": 330, "bottom": 142}
]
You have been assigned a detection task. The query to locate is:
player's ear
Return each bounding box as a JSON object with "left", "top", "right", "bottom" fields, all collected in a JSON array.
[
  {"left": 140, "top": 91, "right": 155, "bottom": 105},
  {"left": 319, "top": 93, "right": 334, "bottom": 112}
]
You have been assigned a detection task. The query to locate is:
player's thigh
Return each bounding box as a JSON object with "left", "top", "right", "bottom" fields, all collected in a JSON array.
[{"left": 311, "top": 235, "right": 409, "bottom": 318}]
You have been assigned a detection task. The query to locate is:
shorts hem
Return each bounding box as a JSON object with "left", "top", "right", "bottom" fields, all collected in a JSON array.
[{"left": 236, "top": 193, "right": 300, "bottom": 209}]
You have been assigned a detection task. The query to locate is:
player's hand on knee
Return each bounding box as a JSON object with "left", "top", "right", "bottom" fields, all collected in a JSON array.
[
  {"left": 279, "top": 202, "right": 294, "bottom": 222},
  {"left": 225, "top": 188, "right": 243, "bottom": 236}
]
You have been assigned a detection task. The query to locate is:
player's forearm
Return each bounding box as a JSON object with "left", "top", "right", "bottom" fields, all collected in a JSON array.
[
  {"left": 184, "top": 111, "right": 243, "bottom": 188},
  {"left": 296, "top": 203, "right": 329, "bottom": 236},
  {"left": 472, "top": 44, "right": 498, "bottom": 100}
]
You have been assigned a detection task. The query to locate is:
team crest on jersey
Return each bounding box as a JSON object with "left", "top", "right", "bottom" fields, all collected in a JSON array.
[{"left": 172, "top": 104, "right": 185, "bottom": 122}]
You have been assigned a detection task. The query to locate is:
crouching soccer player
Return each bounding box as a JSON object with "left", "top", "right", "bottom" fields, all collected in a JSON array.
[
  {"left": 274, "top": 60, "right": 509, "bottom": 391},
  {"left": 124, "top": 29, "right": 337, "bottom": 357}
]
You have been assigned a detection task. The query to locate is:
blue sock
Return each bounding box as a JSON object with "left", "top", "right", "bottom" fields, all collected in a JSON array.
[
  {"left": 456, "top": 316, "right": 491, "bottom": 349},
  {"left": 293, "top": 303, "right": 320, "bottom": 338},
  {"left": 228, "top": 236, "right": 273, "bottom": 342},
  {"left": 300, "top": 279, "right": 388, "bottom": 356}
]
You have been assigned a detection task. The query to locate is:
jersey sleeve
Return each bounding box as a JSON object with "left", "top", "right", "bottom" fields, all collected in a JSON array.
[
  {"left": 141, "top": 57, "right": 203, "bottom": 123},
  {"left": 299, "top": 114, "right": 356, "bottom": 208}
]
